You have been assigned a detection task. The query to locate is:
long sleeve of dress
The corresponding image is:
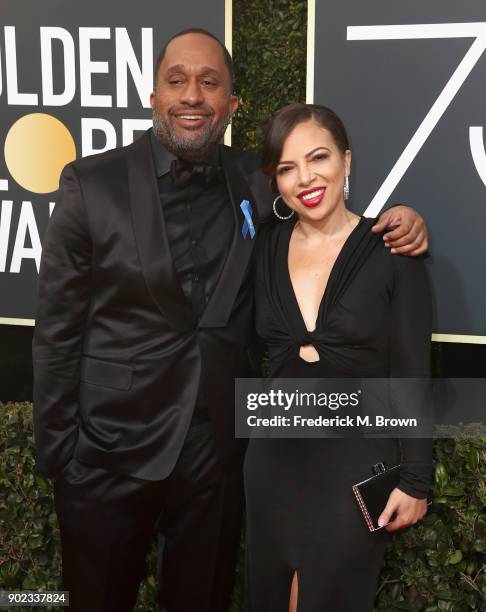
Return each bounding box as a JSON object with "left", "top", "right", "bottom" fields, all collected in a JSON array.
[{"left": 390, "top": 255, "right": 433, "bottom": 499}]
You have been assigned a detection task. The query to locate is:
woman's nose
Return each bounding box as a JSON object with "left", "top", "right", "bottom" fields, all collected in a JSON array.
[{"left": 297, "top": 164, "right": 315, "bottom": 186}]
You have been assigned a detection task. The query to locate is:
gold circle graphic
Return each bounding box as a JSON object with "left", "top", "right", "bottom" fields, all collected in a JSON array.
[{"left": 4, "top": 113, "right": 76, "bottom": 194}]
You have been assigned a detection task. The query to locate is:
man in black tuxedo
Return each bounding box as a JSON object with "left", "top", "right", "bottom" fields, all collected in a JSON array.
[{"left": 33, "top": 29, "right": 428, "bottom": 612}]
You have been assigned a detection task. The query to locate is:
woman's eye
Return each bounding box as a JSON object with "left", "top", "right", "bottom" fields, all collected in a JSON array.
[
  {"left": 313, "top": 153, "right": 328, "bottom": 161},
  {"left": 277, "top": 166, "right": 292, "bottom": 175}
]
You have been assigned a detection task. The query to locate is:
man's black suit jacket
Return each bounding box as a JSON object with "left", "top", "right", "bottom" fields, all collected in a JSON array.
[{"left": 33, "top": 130, "right": 273, "bottom": 481}]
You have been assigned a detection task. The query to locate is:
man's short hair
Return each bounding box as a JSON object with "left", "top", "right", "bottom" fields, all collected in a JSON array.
[{"left": 154, "top": 28, "right": 234, "bottom": 92}]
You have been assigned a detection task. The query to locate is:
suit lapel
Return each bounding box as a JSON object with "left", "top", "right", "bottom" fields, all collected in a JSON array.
[
  {"left": 199, "top": 146, "right": 265, "bottom": 328},
  {"left": 127, "top": 133, "right": 194, "bottom": 332}
]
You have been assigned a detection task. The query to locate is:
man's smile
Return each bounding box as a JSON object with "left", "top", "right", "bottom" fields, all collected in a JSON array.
[{"left": 172, "top": 110, "right": 212, "bottom": 130}]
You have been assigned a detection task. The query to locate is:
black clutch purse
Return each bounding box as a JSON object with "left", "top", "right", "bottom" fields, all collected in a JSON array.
[{"left": 352, "top": 462, "right": 401, "bottom": 532}]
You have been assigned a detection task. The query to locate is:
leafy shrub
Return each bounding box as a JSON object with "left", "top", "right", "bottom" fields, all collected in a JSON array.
[{"left": 375, "top": 435, "right": 486, "bottom": 611}]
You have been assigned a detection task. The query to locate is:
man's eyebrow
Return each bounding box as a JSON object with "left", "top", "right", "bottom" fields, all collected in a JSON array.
[
  {"left": 165, "top": 64, "right": 222, "bottom": 77},
  {"left": 199, "top": 66, "right": 222, "bottom": 77},
  {"left": 277, "top": 147, "right": 331, "bottom": 165},
  {"left": 166, "top": 64, "right": 186, "bottom": 73}
]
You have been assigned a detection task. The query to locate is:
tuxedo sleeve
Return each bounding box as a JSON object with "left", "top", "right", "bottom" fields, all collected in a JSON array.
[
  {"left": 33, "top": 164, "right": 93, "bottom": 479},
  {"left": 390, "top": 255, "right": 433, "bottom": 499}
]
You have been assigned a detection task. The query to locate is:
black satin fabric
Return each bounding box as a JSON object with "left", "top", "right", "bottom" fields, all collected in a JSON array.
[
  {"left": 156, "top": 169, "right": 233, "bottom": 319},
  {"left": 32, "top": 130, "right": 274, "bottom": 482},
  {"left": 244, "top": 216, "right": 433, "bottom": 611},
  {"left": 152, "top": 137, "right": 234, "bottom": 414},
  {"left": 54, "top": 420, "right": 243, "bottom": 612},
  {"left": 169, "top": 157, "right": 222, "bottom": 187},
  {"left": 151, "top": 132, "right": 234, "bottom": 320},
  {"left": 32, "top": 129, "right": 278, "bottom": 612}
]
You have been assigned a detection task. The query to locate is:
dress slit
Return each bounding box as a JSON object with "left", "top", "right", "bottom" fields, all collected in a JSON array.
[{"left": 288, "top": 570, "right": 299, "bottom": 612}]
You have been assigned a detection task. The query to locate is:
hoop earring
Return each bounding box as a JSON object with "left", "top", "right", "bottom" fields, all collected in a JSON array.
[
  {"left": 344, "top": 175, "right": 350, "bottom": 201},
  {"left": 273, "top": 195, "right": 295, "bottom": 220}
]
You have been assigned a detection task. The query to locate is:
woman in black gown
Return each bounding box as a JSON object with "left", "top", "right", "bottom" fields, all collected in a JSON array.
[{"left": 244, "top": 104, "right": 432, "bottom": 611}]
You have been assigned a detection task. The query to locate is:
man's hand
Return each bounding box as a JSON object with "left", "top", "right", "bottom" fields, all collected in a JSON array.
[
  {"left": 378, "top": 487, "right": 428, "bottom": 532},
  {"left": 371, "top": 205, "right": 428, "bottom": 255}
]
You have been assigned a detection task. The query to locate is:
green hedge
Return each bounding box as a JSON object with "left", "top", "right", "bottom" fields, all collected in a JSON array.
[
  {"left": 1, "top": 402, "right": 485, "bottom": 610},
  {"left": 1, "top": 1, "right": 486, "bottom": 609},
  {"left": 232, "top": 0, "right": 307, "bottom": 153}
]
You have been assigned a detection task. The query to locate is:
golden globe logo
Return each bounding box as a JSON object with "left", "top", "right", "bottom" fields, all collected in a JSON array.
[
  {"left": 5, "top": 114, "right": 76, "bottom": 194},
  {"left": 0, "top": 25, "right": 154, "bottom": 275}
]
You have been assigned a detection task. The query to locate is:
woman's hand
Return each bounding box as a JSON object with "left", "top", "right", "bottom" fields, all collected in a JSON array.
[
  {"left": 371, "top": 205, "right": 428, "bottom": 255},
  {"left": 378, "top": 487, "right": 428, "bottom": 532}
]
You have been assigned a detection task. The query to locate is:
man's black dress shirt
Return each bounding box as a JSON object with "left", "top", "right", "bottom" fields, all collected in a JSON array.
[{"left": 150, "top": 130, "right": 234, "bottom": 413}]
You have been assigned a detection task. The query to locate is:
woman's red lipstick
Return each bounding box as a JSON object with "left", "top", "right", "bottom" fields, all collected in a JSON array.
[{"left": 297, "top": 187, "right": 326, "bottom": 208}]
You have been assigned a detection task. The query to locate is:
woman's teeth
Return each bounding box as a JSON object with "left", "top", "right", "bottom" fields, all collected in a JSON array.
[{"left": 302, "top": 189, "right": 324, "bottom": 201}]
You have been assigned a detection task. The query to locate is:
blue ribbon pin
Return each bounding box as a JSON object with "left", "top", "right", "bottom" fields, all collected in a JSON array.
[{"left": 240, "top": 199, "right": 256, "bottom": 239}]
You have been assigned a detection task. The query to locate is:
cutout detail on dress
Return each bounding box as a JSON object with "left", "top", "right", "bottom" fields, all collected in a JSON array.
[{"left": 299, "top": 344, "right": 320, "bottom": 363}]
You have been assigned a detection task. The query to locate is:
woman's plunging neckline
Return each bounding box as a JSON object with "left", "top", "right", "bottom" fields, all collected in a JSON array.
[{"left": 285, "top": 216, "right": 364, "bottom": 334}]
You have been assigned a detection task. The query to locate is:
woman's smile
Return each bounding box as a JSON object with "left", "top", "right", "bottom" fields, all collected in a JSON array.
[{"left": 297, "top": 186, "right": 326, "bottom": 207}]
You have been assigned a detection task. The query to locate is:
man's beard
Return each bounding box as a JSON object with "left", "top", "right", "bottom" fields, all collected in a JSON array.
[{"left": 152, "top": 107, "right": 231, "bottom": 161}]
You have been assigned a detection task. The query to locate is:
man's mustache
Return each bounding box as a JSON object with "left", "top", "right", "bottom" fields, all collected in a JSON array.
[{"left": 169, "top": 105, "right": 214, "bottom": 118}]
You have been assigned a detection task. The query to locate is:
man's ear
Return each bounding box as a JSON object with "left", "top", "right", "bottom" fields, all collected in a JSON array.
[
  {"left": 229, "top": 94, "right": 239, "bottom": 118},
  {"left": 150, "top": 91, "right": 155, "bottom": 110}
]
